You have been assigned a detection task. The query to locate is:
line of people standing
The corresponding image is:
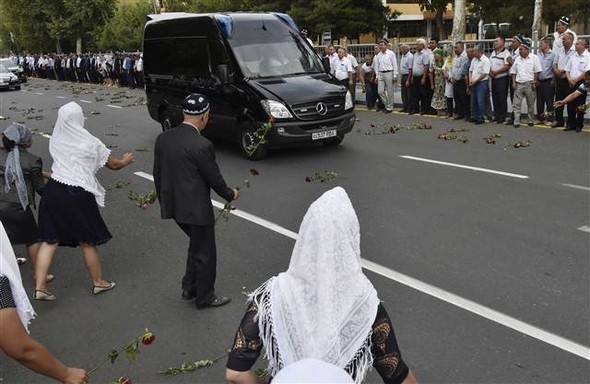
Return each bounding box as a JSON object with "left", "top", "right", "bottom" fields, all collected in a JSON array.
[{"left": 9, "top": 52, "right": 144, "bottom": 89}]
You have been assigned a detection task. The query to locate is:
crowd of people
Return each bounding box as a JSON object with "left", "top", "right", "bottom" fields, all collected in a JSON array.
[
  {"left": 3, "top": 52, "right": 144, "bottom": 89},
  {"left": 331, "top": 15, "right": 588, "bottom": 132}
]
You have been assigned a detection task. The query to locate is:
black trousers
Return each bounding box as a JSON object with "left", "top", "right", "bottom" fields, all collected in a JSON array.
[
  {"left": 554, "top": 77, "right": 570, "bottom": 124},
  {"left": 491, "top": 76, "right": 509, "bottom": 122},
  {"left": 176, "top": 221, "right": 217, "bottom": 305},
  {"left": 400, "top": 74, "right": 410, "bottom": 111},
  {"left": 567, "top": 81, "right": 586, "bottom": 130},
  {"left": 536, "top": 79, "right": 555, "bottom": 120},
  {"left": 410, "top": 76, "right": 423, "bottom": 113},
  {"left": 453, "top": 79, "right": 468, "bottom": 118}
]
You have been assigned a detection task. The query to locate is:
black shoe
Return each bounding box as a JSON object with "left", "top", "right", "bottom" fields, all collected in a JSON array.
[
  {"left": 563, "top": 127, "right": 575, "bottom": 131},
  {"left": 474, "top": 120, "right": 484, "bottom": 125},
  {"left": 576, "top": 127, "right": 582, "bottom": 132},
  {"left": 196, "top": 295, "right": 231, "bottom": 309},
  {"left": 551, "top": 122, "right": 564, "bottom": 128},
  {"left": 383, "top": 109, "right": 392, "bottom": 114},
  {"left": 453, "top": 116, "right": 464, "bottom": 120},
  {"left": 504, "top": 120, "right": 514, "bottom": 126},
  {"left": 181, "top": 289, "right": 196, "bottom": 300}
]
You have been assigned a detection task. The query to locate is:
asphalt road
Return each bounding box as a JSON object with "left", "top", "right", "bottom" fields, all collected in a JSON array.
[{"left": 0, "top": 79, "right": 588, "bottom": 383}]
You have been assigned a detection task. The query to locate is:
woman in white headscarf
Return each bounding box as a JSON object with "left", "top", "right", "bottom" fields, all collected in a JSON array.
[
  {"left": 0, "top": 122, "right": 48, "bottom": 268},
  {"left": 0, "top": 221, "right": 88, "bottom": 383},
  {"left": 225, "top": 187, "right": 418, "bottom": 384},
  {"left": 33, "top": 102, "right": 134, "bottom": 301}
]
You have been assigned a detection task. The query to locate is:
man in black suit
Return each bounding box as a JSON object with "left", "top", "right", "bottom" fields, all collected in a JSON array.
[{"left": 153, "top": 93, "right": 239, "bottom": 309}]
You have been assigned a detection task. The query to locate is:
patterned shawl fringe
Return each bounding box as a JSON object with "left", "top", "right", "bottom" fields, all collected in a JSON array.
[
  {"left": 249, "top": 277, "right": 283, "bottom": 377},
  {"left": 344, "top": 331, "right": 375, "bottom": 384},
  {"left": 249, "top": 276, "right": 375, "bottom": 383}
]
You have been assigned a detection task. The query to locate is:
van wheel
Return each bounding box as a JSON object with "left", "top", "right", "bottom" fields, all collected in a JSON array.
[
  {"left": 159, "top": 110, "right": 174, "bottom": 132},
  {"left": 322, "top": 135, "right": 344, "bottom": 146},
  {"left": 239, "top": 123, "right": 268, "bottom": 160}
]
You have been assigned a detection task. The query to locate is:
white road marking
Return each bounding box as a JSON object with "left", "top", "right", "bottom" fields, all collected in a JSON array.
[
  {"left": 40, "top": 133, "right": 51, "bottom": 139},
  {"left": 108, "top": 105, "right": 122, "bottom": 109},
  {"left": 400, "top": 155, "right": 529, "bottom": 179},
  {"left": 56, "top": 96, "right": 67, "bottom": 99},
  {"left": 562, "top": 184, "right": 590, "bottom": 192},
  {"left": 35, "top": 92, "right": 44, "bottom": 95},
  {"left": 79, "top": 100, "right": 92, "bottom": 103},
  {"left": 577, "top": 225, "right": 590, "bottom": 233},
  {"left": 133, "top": 170, "right": 589, "bottom": 360}
]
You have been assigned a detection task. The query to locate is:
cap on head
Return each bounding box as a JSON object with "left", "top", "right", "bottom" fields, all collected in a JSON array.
[
  {"left": 558, "top": 16, "right": 570, "bottom": 25},
  {"left": 520, "top": 38, "right": 532, "bottom": 50},
  {"left": 513, "top": 34, "right": 523, "bottom": 44},
  {"left": 183, "top": 93, "right": 210, "bottom": 115}
]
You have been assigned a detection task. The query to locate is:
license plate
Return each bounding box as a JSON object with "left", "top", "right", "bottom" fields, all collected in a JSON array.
[{"left": 312, "top": 129, "right": 337, "bottom": 140}]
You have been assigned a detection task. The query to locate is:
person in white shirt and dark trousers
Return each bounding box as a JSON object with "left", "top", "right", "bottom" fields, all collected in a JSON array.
[{"left": 508, "top": 39, "right": 542, "bottom": 128}]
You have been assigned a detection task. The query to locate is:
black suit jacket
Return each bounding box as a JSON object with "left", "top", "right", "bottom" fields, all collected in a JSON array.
[{"left": 153, "top": 123, "right": 234, "bottom": 226}]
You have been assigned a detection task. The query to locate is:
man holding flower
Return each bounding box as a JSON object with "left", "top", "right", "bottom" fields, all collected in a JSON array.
[{"left": 153, "top": 93, "right": 239, "bottom": 309}]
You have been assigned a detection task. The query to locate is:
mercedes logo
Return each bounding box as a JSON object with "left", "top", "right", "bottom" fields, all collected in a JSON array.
[{"left": 316, "top": 102, "right": 328, "bottom": 116}]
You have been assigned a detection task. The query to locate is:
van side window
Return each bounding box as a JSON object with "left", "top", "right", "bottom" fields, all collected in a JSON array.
[{"left": 144, "top": 37, "right": 211, "bottom": 79}]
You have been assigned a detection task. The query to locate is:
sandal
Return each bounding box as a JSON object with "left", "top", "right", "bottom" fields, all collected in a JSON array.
[
  {"left": 17, "top": 257, "right": 27, "bottom": 265},
  {"left": 93, "top": 282, "right": 116, "bottom": 295},
  {"left": 46, "top": 274, "right": 55, "bottom": 283}
]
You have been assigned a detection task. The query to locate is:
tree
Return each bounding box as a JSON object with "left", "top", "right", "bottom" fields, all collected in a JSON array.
[
  {"left": 451, "top": 0, "right": 466, "bottom": 42},
  {"left": 96, "top": 1, "right": 153, "bottom": 52},
  {"left": 419, "top": 0, "right": 449, "bottom": 40}
]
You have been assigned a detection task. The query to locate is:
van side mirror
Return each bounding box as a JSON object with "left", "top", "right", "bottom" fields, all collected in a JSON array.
[{"left": 216, "top": 64, "right": 230, "bottom": 84}]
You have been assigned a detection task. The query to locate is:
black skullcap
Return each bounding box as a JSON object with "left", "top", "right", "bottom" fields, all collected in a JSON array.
[
  {"left": 521, "top": 38, "right": 532, "bottom": 50},
  {"left": 558, "top": 16, "right": 570, "bottom": 25},
  {"left": 183, "top": 93, "right": 210, "bottom": 115},
  {"left": 513, "top": 34, "right": 523, "bottom": 44}
]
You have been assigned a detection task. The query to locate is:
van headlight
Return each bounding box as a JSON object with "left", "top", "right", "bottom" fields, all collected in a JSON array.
[
  {"left": 345, "top": 90, "right": 353, "bottom": 110},
  {"left": 261, "top": 100, "right": 293, "bottom": 119}
]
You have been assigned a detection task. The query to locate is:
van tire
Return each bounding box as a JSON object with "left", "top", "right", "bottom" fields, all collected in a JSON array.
[
  {"left": 239, "top": 123, "right": 268, "bottom": 160},
  {"left": 159, "top": 110, "right": 174, "bottom": 132},
  {"left": 322, "top": 135, "right": 344, "bottom": 146}
]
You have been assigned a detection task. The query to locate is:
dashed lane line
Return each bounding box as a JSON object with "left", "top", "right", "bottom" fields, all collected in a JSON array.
[
  {"left": 56, "top": 96, "right": 67, "bottom": 99},
  {"left": 562, "top": 184, "right": 590, "bottom": 192},
  {"left": 107, "top": 105, "right": 122, "bottom": 109},
  {"left": 79, "top": 100, "right": 92, "bottom": 103},
  {"left": 400, "top": 155, "right": 529, "bottom": 179},
  {"left": 133, "top": 170, "right": 590, "bottom": 361},
  {"left": 578, "top": 225, "right": 590, "bottom": 234}
]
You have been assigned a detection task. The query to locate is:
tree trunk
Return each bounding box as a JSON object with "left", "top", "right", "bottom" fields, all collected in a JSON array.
[
  {"left": 76, "top": 37, "right": 82, "bottom": 55},
  {"left": 451, "top": 0, "right": 466, "bottom": 43},
  {"left": 532, "top": 0, "right": 543, "bottom": 37},
  {"left": 435, "top": 7, "right": 446, "bottom": 40},
  {"left": 55, "top": 39, "right": 62, "bottom": 54}
]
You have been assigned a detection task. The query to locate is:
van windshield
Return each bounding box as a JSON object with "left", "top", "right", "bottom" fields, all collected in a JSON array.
[{"left": 229, "top": 31, "right": 325, "bottom": 79}]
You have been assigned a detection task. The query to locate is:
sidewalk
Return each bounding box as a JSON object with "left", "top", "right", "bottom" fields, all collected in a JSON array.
[{"left": 353, "top": 84, "right": 589, "bottom": 128}]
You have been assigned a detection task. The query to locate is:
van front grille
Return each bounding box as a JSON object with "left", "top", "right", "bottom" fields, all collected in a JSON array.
[{"left": 291, "top": 98, "right": 345, "bottom": 121}]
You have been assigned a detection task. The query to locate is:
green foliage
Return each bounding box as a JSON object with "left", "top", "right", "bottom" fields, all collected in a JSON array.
[{"left": 96, "top": 0, "right": 152, "bottom": 52}]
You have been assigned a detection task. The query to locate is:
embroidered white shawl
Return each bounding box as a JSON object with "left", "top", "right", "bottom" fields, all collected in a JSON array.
[
  {"left": 251, "top": 187, "right": 380, "bottom": 383},
  {"left": 0, "top": 221, "right": 35, "bottom": 332},
  {"left": 50, "top": 102, "right": 111, "bottom": 206}
]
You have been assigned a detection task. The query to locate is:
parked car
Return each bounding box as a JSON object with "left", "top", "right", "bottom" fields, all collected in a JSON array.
[
  {"left": 143, "top": 12, "right": 355, "bottom": 159},
  {"left": 0, "top": 64, "right": 20, "bottom": 90},
  {"left": 0, "top": 58, "right": 27, "bottom": 83}
]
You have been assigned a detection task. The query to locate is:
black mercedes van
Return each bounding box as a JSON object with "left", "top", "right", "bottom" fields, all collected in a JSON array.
[{"left": 143, "top": 12, "right": 355, "bottom": 159}]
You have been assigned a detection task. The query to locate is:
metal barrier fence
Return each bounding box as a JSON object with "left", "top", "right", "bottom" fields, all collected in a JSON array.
[{"left": 315, "top": 34, "right": 590, "bottom": 62}]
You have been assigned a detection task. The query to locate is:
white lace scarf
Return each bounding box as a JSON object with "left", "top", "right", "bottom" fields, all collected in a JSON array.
[
  {"left": 250, "top": 187, "right": 380, "bottom": 384},
  {"left": 50, "top": 102, "right": 111, "bottom": 206},
  {"left": 3, "top": 123, "right": 32, "bottom": 210},
  {"left": 0, "top": 221, "right": 35, "bottom": 332}
]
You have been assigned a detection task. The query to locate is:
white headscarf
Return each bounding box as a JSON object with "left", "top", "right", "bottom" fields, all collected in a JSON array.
[
  {"left": 251, "top": 187, "right": 380, "bottom": 384},
  {"left": 50, "top": 102, "right": 111, "bottom": 206},
  {"left": 3, "top": 123, "right": 32, "bottom": 210},
  {"left": 0, "top": 221, "right": 36, "bottom": 332}
]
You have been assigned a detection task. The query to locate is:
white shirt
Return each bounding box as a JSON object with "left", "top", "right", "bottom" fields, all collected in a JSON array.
[
  {"left": 347, "top": 54, "right": 359, "bottom": 69},
  {"left": 334, "top": 57, "right": 353, "bottom": 81},
  {"left": 510, "top": 53, "right": 542, "bottom": 83},
  {"left": 399, "top": 51, "right": 413, "bottom": 75},
  {"left": 450, "top": 51, "right": 467, "bottom": 80},
  {"left": 412, "top": 49, "right": 430, "bottom": 77},
  {"left": 469, "top": 54, "right": 491, "bottom": 82},
  {"left": 489, "top": 49, "right": 511, "bottom": 78},
  {"left": 375, "top": 49, "right": 398, "bottom": 76},
  {"left": 327, "top": 53, "right": 338, "bottom": 76},
  {"left": 565, "top": 49, "right": 590, "bottom": 79}
]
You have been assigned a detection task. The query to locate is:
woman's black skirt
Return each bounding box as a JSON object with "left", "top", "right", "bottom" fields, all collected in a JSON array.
[{"left": 37, "top": 179, "right": 112, "bottom": 247}]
